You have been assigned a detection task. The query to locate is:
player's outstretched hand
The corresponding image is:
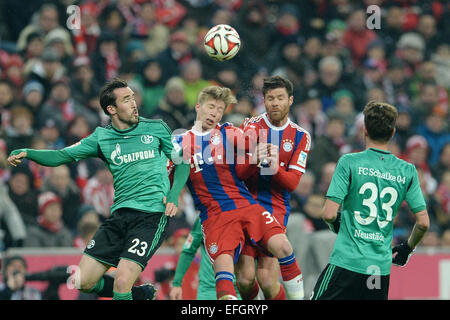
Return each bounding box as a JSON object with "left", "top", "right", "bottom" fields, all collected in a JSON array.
[
  {"left": 392, "top": 242, "right": 414, "bottom": 266},
  {"left": 7, "top": 150, "right": 27, "bottom": 167},
  {"left": 163, "top": 196, "right": 178, "bottom": 217},
  {"left": 169, "top": 286, "right": 182, "bottom": 300}
]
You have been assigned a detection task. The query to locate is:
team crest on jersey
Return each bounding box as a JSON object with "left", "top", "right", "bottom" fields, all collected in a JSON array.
[
  {"left": 208, "top": 242, "right": 218, "bottom": 254},
  {"left": 141, "top": 135, "right": 153, "bottom": 144},
  {"left": 210, "top": 133, "right": 221, "bottom": 146},
  {"left": 87, "top": 240, "right": 95, "bottom": 249},
  {"left": 282, "top": 139, "right": 294, "bottom": 152}
]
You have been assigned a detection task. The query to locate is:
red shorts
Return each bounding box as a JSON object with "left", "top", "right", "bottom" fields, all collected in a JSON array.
[
  {"left": 241, "top": 212, "right": 287, "bottom": 259},
  {"left": 201, "top": 204, "right": 284, "bottom": 263}
]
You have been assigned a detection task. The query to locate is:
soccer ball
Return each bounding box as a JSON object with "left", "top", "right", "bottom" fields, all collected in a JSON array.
[{"left": 203, "top": 24, "right": 241, "bottom": 61}]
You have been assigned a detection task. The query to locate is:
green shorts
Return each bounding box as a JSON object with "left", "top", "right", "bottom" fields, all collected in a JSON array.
[{"left": 84, "top": 208, "right": 170, "bottom": 270}]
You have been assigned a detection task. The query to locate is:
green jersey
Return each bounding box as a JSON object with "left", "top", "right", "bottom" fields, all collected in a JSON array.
[
  {"left": 64, "top": 117, "right": 178, "bottom": 214},
  {"left": 326, "top": 148, "right": 426, "bottom": 276}
]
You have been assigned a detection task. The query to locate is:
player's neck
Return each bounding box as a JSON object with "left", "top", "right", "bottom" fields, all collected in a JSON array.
[
  {"left": 267, "top": 115, "right": 288, "bottom": 128},
  {"left": 365, "top": 139, "right": 389, "bottom": 152},
  {"left": 193, "top": 120, "right": 214, "bottom": 134},
  {"left": 111, "top": 117, "right": 136, "bottom": 131}
]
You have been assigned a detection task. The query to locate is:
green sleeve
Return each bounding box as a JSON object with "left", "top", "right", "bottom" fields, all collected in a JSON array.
[
  {"left": 172, "top": 218, "right": 203, "bottom": 287},
  {"left": 326, "top": 155, "right": 350, "bottom": 203},
  {"left": 166, "top": 162, "right": 190, "bottom": 206},
  {"left": 63, "top": 129, "right": 99, "bottom": 161},
  {"left": 405, "top": 166, "right": 427, "bottom": 213},
  {"left": 11, "top": 149, "right": 74, "bottom": 167}
]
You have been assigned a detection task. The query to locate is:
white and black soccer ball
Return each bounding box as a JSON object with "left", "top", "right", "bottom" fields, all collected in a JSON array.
[{"left": 203, "top": 24, "right": 241, "bottom": 61}]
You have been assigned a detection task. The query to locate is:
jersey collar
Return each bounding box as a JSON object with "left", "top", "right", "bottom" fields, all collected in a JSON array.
[
  {"left": 190, "top": 123, "right": 220, "bottom": 136},
  {"left": 368, "top": 147, "right": 391, "bottom": 154},
  {"left": 262, "top": 113, "right": 291, "bottom": 131},
  {"left": 111, "top": 118, "right": 140, "bottom": 134}
]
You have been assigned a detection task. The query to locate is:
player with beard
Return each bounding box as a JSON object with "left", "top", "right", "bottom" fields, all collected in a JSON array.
[
  {"left": 8, "top": 78, "right": 190, "bottom": 300},
  {"left": 235, "top": 75, "right": 311, "bottom": 300}
]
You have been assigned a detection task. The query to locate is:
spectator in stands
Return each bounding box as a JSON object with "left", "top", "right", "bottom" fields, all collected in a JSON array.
[
  {"left": 316, "top": 161, "right": 337, "bottom": 195},
  {"left": 16, "top": 3, "right": 70, "bottom": 59},
  {"left": 0, "top": 181, "right": 26, "bottom": 250},
  {"left": 312, "top": 56, "right": 345, "bottom": 112},
  {"left": 21, "top": 32, "right": 44, "bottom": 73},
  {"left": 7, "top": 165, "right": 38, "bottom": 227},
  {"left": 290, "top": 171, "right": 316, "bottom": 214},
  {"left": 181, "top": 59, "right": 213, "bottom": 110},
  {"left": 134, "top": 58, "right": 166, "bottom": 117},
  {"left": 22, "top": 80, "right": 45, "bottom": 117},
  {"left": 327, "top": 89, "right": 356, "bottom": 132},
  {"left": 5, "top": 106, "right": 34, "bottom": 154},
  {"left": 157, "top": 30, "right": 193, "bottom": 83},
  {"left": 73, "top": 205, "right": 101, "bottom": 250},
  {"left": 393, "top": 106, "right": 414, "bottom": 151},
  {"left": 152, "top": 76, "right": 191, "bottom": 131},
  {"left": 308, "top": 116, "right": 347, "bottom": 180},
  {"left": 72, "top": 2, "right": 101, "bottom": 57},
  {"left": 40, "top": 165, "right": 81, "bottom": 233},
  {"left": 90, "top": 31, "right": 122, "bottom": 85},
  {"left": 27, "top": 47, "right": 66, "bottom": 101},
  {"left": 431, "top": 43, "right": 450, "bottom": 90},
  {"left": 395, "top": 32, "right": 426, "bottom": 77},
  {"left": 416, "top": 14, "right": 441, "bottom": 58},
  {"left": 82, "top": 160, "right": 114, "bottom": 221},
  {"left": 0, "top": 255, "right": 41, "bottom": 300},
  {"left": 343, "top": 9, "right": 377, "bottom": 67},
  {"left": 378, "top": 5, "right": 404, "bottom": 57},
  {"left": 294, "top": 89, "right": 327, "bottom": 141},
  {"left": 0, "top": 80, "right": 15, "bottom": 132},
  {"left": 38, "top": 119, "right": 65, "bottom": 150},
  {"left": 37, "top": 77, "right": 98, "bottom": 132},
  {"left": 415, "top": 110, "right": 450, "bottom": 166},
  {"left": 98, "top": 4, "right": 128, "bottom": 38},
  {"left": 236, "top": 0, "right": 271, "bottom": 66},
  {"left": 441, "top": 229, "right": 450, "bottom": 248},
  {"left": 383, "top": 58, "right": 411, "bottom": 107},
  {"left": 432, "top": 143, "right": 450, "bottom": 181},
  {"left": 402, "top": 135, "right": 437, "bottom": 194},
  {"left": 43, "top": 28, "right": 74, "bottom": 70},
  {"left": 434, "top": 170, "right": 450, "bottom": 231},
  {"left": 24, "top": 191, "right": 73, "bottom": 247},
  {"left": 0, "top": 140, "right": 9, "bottom": 183}
]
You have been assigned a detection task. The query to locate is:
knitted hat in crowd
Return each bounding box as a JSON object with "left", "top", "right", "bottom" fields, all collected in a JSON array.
[
  {"left": 38, "top": 191, "right": 62, "bottom": 216},
  {"left": 405, "top": 135, "right": 428, "bottom": 154},
  {"left": 22, "top": 80, "right": 45, "bottom": 96}
]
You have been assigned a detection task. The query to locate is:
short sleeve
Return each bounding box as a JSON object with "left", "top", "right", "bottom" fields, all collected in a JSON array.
[
  {"left": 326, "top": 155, "right": 350, "bottom": 204},
  {"left": 405, "top": 166, "right": 427, "bottom": 213}
]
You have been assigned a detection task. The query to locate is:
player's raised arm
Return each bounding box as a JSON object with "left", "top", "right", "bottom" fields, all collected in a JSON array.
[{"left": 8, "top": 129, "right": 100, "bottom": 168}]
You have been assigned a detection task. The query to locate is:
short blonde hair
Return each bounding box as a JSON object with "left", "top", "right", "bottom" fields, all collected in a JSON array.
[{"left": 198, "top": 86, "right": 237, "bottom": 106}]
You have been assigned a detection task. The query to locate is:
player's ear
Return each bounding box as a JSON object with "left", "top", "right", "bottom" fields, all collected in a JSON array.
[
  {"left": 390, "top": 127, "right": 396, "bottom": 139},
  {"left": 363, "top": 126, "right": 368, "bottom": 137},
  {"left": 194, "top": 103, "right": 200, "bottom": 113},
  {"left": 288, "top": 95, "right": 294, "bottom": 107},
  {"left": 107, "top": 104, "right": 116, "bottom": 115}
]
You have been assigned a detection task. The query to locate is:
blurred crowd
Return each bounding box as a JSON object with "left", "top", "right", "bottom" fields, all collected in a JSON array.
[{"left": 0, "top": 0, "right": 449, "bottom": 257}]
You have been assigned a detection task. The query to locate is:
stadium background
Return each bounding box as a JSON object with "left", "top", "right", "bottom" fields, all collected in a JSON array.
[{"left": 0, "top": 0, "right": 449, "bottom": 300}]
